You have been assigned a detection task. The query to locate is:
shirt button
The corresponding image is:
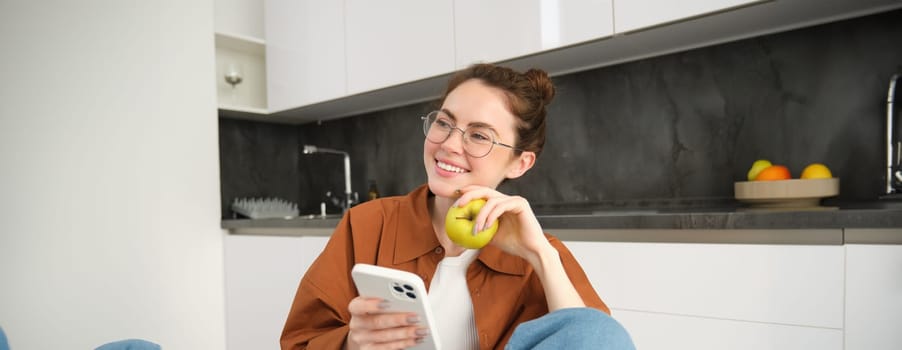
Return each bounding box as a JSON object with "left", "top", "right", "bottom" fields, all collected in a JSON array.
[{"left": 434, "top": 247, "right": 443, "bottom": 255}]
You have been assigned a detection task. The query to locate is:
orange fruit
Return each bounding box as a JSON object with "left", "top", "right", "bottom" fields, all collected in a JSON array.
[
  {"left": 754, "top": 165, "right": 792, "bottom": 181},
  {"left": 800, "top": 163, "right": 832, "bottom": 179}
]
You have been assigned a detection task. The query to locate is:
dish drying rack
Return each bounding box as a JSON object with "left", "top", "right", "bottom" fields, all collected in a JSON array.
[{"left": 231, "top": 197, "right": 299, "bottom": 219}]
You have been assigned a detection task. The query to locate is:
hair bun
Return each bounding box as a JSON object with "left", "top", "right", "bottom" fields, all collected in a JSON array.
[{"left": 524, "top": 69, "right": 555, "bottom": 105}]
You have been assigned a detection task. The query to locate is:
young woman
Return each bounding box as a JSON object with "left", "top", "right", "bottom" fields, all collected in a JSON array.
[{"left": 281, "top": 64, "right": 633, "bottom": 350}]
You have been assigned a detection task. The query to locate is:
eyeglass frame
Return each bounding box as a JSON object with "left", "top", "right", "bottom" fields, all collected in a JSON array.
[{"left": 421, "top": 110, "right": 522, "bottom": 158}]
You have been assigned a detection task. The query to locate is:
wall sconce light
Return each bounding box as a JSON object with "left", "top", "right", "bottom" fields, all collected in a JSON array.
[{"left": 224, "top": 62, "right": 243, "bottom": 88}]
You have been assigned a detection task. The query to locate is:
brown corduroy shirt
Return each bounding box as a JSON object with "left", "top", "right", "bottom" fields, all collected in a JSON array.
[{"left": 280, "top": 184, "right": 609, "bottom": 350}]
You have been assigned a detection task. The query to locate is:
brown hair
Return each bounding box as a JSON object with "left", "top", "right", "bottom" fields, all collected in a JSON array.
[{"left": 440, "top": 63, "right": 555, "bottom": 157}]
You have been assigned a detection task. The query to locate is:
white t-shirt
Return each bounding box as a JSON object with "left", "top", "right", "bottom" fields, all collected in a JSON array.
[{"left": 428, "top": 248, "right": 480, "bottom": 350}]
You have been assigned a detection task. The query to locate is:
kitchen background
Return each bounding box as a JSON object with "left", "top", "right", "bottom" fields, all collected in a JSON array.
[
  {"left": 220, "top": 9, "right": 902, "bottom": 218},
  {"left": 5, "top": 1, "right": 900, "bottom": 349}
]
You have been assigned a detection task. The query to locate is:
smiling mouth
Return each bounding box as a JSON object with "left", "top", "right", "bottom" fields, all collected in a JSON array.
[{"left": 437, "top": 160, "right": 468, "bottom": 173}]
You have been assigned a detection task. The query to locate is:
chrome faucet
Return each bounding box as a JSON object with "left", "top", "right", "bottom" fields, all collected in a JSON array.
[
  {"left": 886, "top": 74, "right": 902, "bottom": 195},
  {"left": 302, "top": 145, "right": 358, "bottom": 213}
]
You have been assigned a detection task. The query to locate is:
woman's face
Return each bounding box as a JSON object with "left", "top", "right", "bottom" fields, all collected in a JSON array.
[{"left": 424, "top": 79, "right": 534, "bottom": 198}]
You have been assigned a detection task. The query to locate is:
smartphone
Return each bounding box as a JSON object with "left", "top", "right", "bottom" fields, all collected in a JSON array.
[{"left": 351, "top": 263, "right": 442, "bottom": 350}]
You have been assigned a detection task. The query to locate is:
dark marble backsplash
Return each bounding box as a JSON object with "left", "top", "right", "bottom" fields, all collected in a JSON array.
[
  {"left": 219, "top": 119, "right": 301, "bottom": 217},
  {"left": 219, "top": 9, "right": 902, "bottom": 218}
]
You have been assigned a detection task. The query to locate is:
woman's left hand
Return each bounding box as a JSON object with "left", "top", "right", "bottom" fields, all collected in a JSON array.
[
  {"left": 455, "top": 185, "right": 588, "bottom": 311},
  {"left": 454, "top": 185, "right": 554, "bottom": 262}
]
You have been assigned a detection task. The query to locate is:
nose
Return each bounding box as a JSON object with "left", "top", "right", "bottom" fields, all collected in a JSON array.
[{"left": 440, "top": 128, "right": 467, "bottom": 155}]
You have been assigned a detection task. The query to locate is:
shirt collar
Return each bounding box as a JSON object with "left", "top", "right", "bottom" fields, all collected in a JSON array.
[
  {"left": 393, "top": 184, "right": 440, "bottom": 265},
  {"left": 394, "top": 184, "right": 528, "bottom": 276}
]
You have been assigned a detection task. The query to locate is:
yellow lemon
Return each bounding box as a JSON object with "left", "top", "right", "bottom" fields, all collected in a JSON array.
[
  {"left": 800, "top": 163, "right": 833, "bottom": 179},
  {"left": 747, "top": 159, "right": 772, "bottom": 181}
]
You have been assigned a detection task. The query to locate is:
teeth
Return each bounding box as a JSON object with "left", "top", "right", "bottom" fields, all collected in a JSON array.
[{"left": 437, "top": 161, "right": 466, "bottom": 173}]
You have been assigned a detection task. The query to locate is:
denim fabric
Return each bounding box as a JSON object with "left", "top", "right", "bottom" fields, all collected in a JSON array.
[
  {"left": 0, "top": 328, "right": 158, "bottom": 350},
  {"left": 94, "top": 339, "right": 161, "bottom": 350},
  {"left": 0, "top": 326, "right": 9, "bottom": 350},
  {"left": 506, "top": 308, "right": 636, "bottom": 350}
]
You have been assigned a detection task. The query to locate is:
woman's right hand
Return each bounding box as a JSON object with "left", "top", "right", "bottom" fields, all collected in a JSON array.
[{"left": 345, "top": 296, "right": 427, "bottom": 350}]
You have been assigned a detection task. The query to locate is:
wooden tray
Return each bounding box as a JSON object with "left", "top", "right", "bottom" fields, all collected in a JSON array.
[{"left": 734, "top": 178, "right": 839, "bottom": 208}]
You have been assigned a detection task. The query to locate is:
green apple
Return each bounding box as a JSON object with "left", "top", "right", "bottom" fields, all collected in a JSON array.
[
  {"left": 445, "top": 199, "right": 499, "bottom": 249},
  {"left": 747, "top": 159, "right": 772, "bottom": 181}
]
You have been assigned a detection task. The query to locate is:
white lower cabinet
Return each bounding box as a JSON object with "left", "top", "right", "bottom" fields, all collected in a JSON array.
[
  {"left": 566, "top": 240, "right": 845, "bottom": 349},
  {"left": 614, "top": 309, "right": 843, "bottom": 350},
  {"left": 845, "top": 242, "right": 902, "bottom": 350},
  {"left": 222, "top": 232, "right": 900, "bottom": 350},
  {"left": 224, "top": 234, "right": 329, "bottom": 350}
]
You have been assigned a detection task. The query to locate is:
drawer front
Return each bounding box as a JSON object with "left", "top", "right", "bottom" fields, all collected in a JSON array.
[
  {"left": 615, "top": 309, "right": 843, "bottom": 350},
  {"left": 845, "top": 243, "right": 902, "bottom": 350},
  {"left": 566, "top": 241, "right": 844, "bottom": 328},
  {"left": 225, "top": 235, "right": 330, "bottom": 350}
]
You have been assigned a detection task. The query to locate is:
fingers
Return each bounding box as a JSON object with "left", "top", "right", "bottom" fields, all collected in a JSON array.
[
  {"left": 348, "top": 297, "right": 420, "bottom": 329},
  {"left": 347, "top": 297, "right": 428, "bottom": 349},
  {"left": 453, "top": 185, "right": 508, "bottom": 209},
  {"left": 349, "top": 311, "right": 422, "bottom": 331},
  {"left": 452, "top": 185, "right": 491, "bottom": 208},
  {"left": 348, "top": 325, "right": 427, "bottom": 349},
  {"left": 453, "top": 186, "right": 532, "bottom": 233},
  {"left": 348, "top": 296, "right": 388, "bottom": 315},
  {"left": 358, "top": 339, "right": 423, "bottom": 350},
  {"left": 476, "top": 195, "right": 529, "bottom": 232}
]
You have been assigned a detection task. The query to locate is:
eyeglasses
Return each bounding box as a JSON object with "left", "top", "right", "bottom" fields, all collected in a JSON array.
[{"left": 421, "top": 110, "right": 520, "bottom": 158}]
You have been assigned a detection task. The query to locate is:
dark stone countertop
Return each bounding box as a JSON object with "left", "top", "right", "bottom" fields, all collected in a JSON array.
[
  {"left": 530, "top": 204, "right": 902, "bottom": 230},
  {"left": 221, "top": 205, "right": 902, "bottom": 230},
  {"left": 221, "top": 199, "right": 902, "bottom": 245}
]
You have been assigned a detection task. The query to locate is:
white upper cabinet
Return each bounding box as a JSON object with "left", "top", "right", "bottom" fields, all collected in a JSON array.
[
  {"left": 252, "top": 0, "right": 900, "bottom": 122},
  {"left": 215, "top": 35, "right": 268, "bottom": 113},
  {"left": 614, "top": 0, "right": 764, "bottom": 33},
  {"left": 215, "top": 0, "right": 267, "bottom": 113},
  {"left": 454, "top": 0, "right": 614, "bottom": 68},
  {"left": 265, "top": 0, "right": 346, "bottom": 112},
  {"left": 344, "top": 0, "right": 455, "bottom": 95},
  {"left": 215, "top": 0, "right": 265, "bottom": 40}
]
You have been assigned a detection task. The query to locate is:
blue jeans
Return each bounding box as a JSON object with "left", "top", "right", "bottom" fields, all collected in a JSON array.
[{"left": 506, "top": 308, "right": 636, "bottom": 350}]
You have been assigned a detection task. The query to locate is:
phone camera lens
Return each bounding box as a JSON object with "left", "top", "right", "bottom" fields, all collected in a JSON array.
[{"left": 403, "top": 284, "right": 414, "bottom": 291}]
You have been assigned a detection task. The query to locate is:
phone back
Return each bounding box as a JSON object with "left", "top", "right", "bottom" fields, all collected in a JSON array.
[{"left": 351, "top": 264, "right": 441, "bottom": 350}]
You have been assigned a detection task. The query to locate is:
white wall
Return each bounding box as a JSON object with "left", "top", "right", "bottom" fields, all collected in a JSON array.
[{"left": 0, "top": 1, "right": 226, "bottom": 349}]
